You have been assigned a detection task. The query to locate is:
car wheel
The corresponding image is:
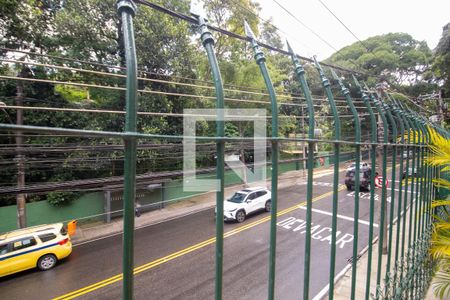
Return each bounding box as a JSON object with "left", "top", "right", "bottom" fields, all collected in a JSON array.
[
  {"left": 37, "top": 254, "right": 57, "bottom": 271},
  {"left": 265, "top": 200, "right": 271, "bottom": 212},
  {"left": 235, "top": 210, "right": 246, "bottom": 223}
]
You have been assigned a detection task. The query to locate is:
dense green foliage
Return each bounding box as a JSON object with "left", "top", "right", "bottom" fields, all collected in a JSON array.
[
  {"left": 326, "top": 33, "right": 435, "bottom": 95},
  {"left": 432, "top": 23, "right": 450, "bottom": 97}
]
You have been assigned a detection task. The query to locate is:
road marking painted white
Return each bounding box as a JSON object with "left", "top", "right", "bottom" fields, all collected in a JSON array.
[
  {"left": 277, "top": 216, "right": 354, "bottom": 249},
  {"left": 298, "top": 206, "right": 379, "bottom": 228}
]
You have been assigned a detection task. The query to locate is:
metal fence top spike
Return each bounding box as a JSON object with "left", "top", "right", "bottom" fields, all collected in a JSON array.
[
  {"left": 244, "top": 20, "right": 256, "bottom": 40},
  {"left": 312, "top": 55, "right": 319, "bottom": 66},
  {"left": 313, "top": 56, "right": 323, "bottom": 72},
  {"left": 286, "top": 40, "right": 294, "bottom": 55},
  {"left": 330, "top": 68, "right": 339, "bottom": 81}
]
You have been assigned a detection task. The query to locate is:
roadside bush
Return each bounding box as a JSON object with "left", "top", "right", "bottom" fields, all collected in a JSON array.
[{"left": 46, "top": 192, "right": 77, "bottom": 206}]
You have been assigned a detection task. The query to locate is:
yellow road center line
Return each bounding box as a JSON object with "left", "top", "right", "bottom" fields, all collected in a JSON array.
[{"left": 53, "top": 185, "right": 345, "bottom": 300}]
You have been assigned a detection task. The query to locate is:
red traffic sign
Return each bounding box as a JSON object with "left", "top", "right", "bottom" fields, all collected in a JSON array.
[{"left": 375, "top": 175, "right": 389, "bottom": 188}]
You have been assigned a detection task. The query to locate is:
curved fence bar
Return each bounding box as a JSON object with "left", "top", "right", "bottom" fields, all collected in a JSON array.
[
  {"left": 331, "top": 69, "right": 361, "bottom": 300},
  {"left": 313, "top": 58, "right": 341, "bottom": 299},
  {"left": 387, "top": 99, "right": 406, "bottom": 298},
  {"left": 193, "top": 11, "right": 226, "bottom": 300},
  {"left": 380, "top": 96, "right": 398, "bottom": 296},
  {"left": 287, "top": 41, "right": 316, "bottom": 300},
  {"left": 353, "top": 76, "right": 378, "bottom": 300},
  {"left": 366, "top": 89, "right": 389, "bottom": 300},
  {"left": 117, "top": 1, "right": 139, "bottom": 298},
  {"left": 244, "top": 21, "right": 279, "bottom": 300}
]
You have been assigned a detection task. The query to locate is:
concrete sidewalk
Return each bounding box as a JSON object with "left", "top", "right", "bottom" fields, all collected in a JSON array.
[
  {"left": 331, "top": 196, "right": 438, "bottom": 300},
  {"left": 71, "top": 166, "right": 337, "bottom": 245}
]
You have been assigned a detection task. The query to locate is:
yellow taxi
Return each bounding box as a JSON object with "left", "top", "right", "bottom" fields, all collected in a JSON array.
[{"left": 0, "top": 223, "right": 72, "bottom": 277}]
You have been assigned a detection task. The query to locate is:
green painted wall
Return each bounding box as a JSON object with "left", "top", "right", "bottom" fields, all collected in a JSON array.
[{"left": 0, "top": 192, "right": 103, "bottom": 233}]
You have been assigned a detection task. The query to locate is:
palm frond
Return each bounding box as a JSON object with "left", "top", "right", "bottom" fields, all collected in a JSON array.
[
  {"left": 431, "top": 231, "right": 450, "bottom": 259},
  {"left": 433, "top": 269, "right": 450, "bottom": 299},
  {"left": 397, "top": 129, "right": 423, "bottom": 143},
  {"left": 434, "top": 223, "right": 450, "bottom": 231},
  {"left": 433, "top": 178, "right": 450, "bottom": 190},
  {"left": 432, "top": 200, "right": 450, "bottom": 208}
]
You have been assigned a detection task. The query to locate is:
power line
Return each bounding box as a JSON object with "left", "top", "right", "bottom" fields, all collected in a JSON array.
[
  {"left": 135, "top": 0, "right": 367, "bottom": 76},
  {"left": 137, "top": 0, "right": 422, "bottom": 108},
  {"left": 316, "top": 0, "right": 372, "bottom": 54},
  {"left": 0, "top": 47, "right": 281, "bottom": 94},
  {"left": 0, "top": 72, "right": 367, "bottom": 108},
  {"left": 227, "top": 0, "right": 316, "bottom": 53},
  {"left": 0, "top": 105, "right": 371, "bottom": 120},
  {"left": 270, "top": 0, "right": 371, "bottom": 74},
  {"left": 0, "top": 57, "right": 303, "bottom": 100},
  {"left": 271, "top": 0, "right": 339, "bottom": 53}
]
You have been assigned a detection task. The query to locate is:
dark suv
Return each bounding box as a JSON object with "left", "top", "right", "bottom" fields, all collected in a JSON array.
[{"left": 345, "top": 165, "right": 372, "bottom": 191}]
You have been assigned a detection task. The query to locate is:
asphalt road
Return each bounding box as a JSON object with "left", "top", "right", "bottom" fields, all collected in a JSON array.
[{"left": 0, "top": 167, "right": 415, "bottom": 300}]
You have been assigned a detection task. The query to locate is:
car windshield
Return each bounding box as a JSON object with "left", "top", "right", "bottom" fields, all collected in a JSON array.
[{"left": 228, "top": 192, "right": 247, "bottom": 203}]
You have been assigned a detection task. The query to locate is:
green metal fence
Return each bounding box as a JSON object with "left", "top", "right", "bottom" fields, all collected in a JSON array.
[{"left": 0, "top": 1, "right": 442, "bottom": 299}]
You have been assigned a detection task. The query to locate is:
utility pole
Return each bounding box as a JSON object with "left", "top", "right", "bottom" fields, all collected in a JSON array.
[{"left": 15, "top": 78, "right": 26, "bottom": 228}]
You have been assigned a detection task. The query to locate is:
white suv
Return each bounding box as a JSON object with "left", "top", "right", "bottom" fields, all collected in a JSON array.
[{"left": 217, "top": 187, "right": 272, "bottom": 223}]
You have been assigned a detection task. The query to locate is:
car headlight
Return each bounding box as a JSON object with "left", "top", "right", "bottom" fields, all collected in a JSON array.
[{"left": 225, "top": 208, "right": 237, "bottom": 212}]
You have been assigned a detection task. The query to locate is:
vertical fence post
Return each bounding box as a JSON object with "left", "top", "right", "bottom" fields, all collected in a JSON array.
[
  {"left": 286, "top": 42, "right": 315, "bottom": 300},
  {"left": 244, "top": 21, "right": 278, "bottom": 300},
  {"left": 386, "top": 100, "right": 405, "bottom": 298},
  {"left": 420, "top": 117, "right": 430, "bottom": 297},
  {"left": 379, "top": 96, "right": 397, "bottom": 296},
  {"left": 331, "top": 70, "right": 360, "bottom": 300},
  {"left": 402, "top": 110, "right": 417, "bottom": 297},
  {"left": 389, "top": 96, "right": 413, "bottom": 298},
  {"left": 352, "top": 76, "right": 378, "bottom": 300},
  {"left": 117, "top": 1, "right": 138, "bottom": 299},
  {"left": 399, "top": 108, "right": 412, "bottom": 298},
  {"left": 412, "top": 114, "right": 428, "bottom": 297},
  {"left": 366, "top": 88, "right": 389, "bottom": 300},
  {"left": 192, "top": 9, "right": 225, "bottom": 300},
  {"left": 313, "top": 58, "right": 341, "bottom": 299},
  {"left": 404, "top": 111, "right": 418, "bottom": 299}
]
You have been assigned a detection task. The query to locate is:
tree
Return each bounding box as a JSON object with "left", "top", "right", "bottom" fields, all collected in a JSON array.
[
  {"left": 326, "top": 33, "right": 433, "bottom": 92},
  {"left": 432, "top": 23, "right": 450, "bottom": 97},
  {"left": 0, "top": 0, "right": 202, "bottom": 209}
]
